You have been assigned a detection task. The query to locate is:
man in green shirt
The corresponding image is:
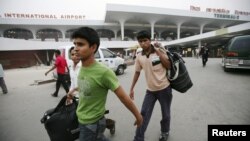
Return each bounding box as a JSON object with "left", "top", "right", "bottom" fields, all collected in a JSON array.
[{"left": 67, "top": 27, "right": 143, "bottom": 141}]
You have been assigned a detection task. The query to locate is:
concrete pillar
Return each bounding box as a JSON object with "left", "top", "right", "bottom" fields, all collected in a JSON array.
[
  {"left": 0, "top": 30, "right": 3, "bottom": 37},
  {"left": 32, "top": 30, "right": 37, "bottom": 39},
  {"left": 158, "top": 31, "right": 162, "bottom": 40},
  {"left": 177, "top": 23, "right": 182, "bottom": 39},
  {"left": 125, "top": 49, "right": 128, "bottom": 57},
  {"left": 60, "top": 29, "right": 66, "bottom": 39},
  {"left": 198, "top": 40, "right": 201, "bottom": 48},
  {"left": 200, "top": 25, "right": 204, "bottom": 34},
  {"left": 113, "top": 29, "right": 118, "bottom": 40},
  {"left": 119, "top": 20, "right": 125, "bottom": 41},
  {"left": 150, "top": 22, "right": 155, "bottom": 40}
]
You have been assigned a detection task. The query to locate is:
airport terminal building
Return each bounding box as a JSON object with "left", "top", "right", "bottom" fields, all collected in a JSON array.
[{"left": 1, "top": 4, "right": 250, "bottom": 68}]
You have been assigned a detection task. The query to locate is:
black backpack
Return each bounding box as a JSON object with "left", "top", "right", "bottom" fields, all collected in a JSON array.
[
  {"left": 41, "top": 96, "right": 79, "bottom": 141},
  {"left": 166, "top": 51, "right": 193, "bottom": 93}
]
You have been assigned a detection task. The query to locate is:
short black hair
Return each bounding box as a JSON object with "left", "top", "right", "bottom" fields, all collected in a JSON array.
[
  {"left": 54, "top": 50, "right": 61, "bottom": 55},
  {"left": 69, "top": 46, "right": 75, "bottom": 54},
  {"left": 71, "top": 27, "right": 100, "bottom": 53},
  {"left": 137, "top": 30, "right": 151, "bottom": 40}
]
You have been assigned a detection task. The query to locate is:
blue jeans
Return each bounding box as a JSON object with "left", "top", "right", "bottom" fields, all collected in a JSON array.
[
  {"left": 134, "top": 86, "right": 172, "bottom": 141},
  {"left": 79, "top": 117, "right": 109, "bottom": 141}
]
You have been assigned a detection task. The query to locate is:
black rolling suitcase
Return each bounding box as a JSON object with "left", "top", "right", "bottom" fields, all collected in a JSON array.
[{"left": 41, "top": 96, "right": 79, "bottom": 141}]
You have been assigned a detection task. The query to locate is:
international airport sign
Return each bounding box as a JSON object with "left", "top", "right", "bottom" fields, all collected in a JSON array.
[{"left": 0, "top": 13, "right": 86, "bottom": 20}]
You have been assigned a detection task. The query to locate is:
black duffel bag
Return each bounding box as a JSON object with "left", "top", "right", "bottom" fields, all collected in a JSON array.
[
  {"left": 41, "top": 96, "right": 79, "bottom": 141},
  {"left": 166, "top": 51, "right": 193, "bottom": 93}
]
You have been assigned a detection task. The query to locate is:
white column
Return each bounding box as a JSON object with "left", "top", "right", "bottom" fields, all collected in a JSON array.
[
  {"left": 150, "top": 22, "right": 155, "bottom": 40},
  {"left": 0, "top": 30, "right": 3, "bottom": 37},
  {"left": 125, "top": 49, "right": 128, "bottom": 57},
  {"left": 113, "top": 29, "right": 117, "bottom": 40},
  {"left": 119, "top": 20, "right": 125, "bottom": 41},
  {"left": 200, "top": 25, "right": 204, "bottom": 34},
  {"left": 198, "top": 40, "right": 201, "bottom": 48},
  {"left": 32, "top": 30, "right": 37, "bottom": 39},
  {"left": 177, "top": 23, "right": 182, "bottom": 39},
  {"left": 61, "top": 30, "right": 66, "bottom": 39},
  {"left": 158, "top": 31, "right": 162, "bottom": 40}
]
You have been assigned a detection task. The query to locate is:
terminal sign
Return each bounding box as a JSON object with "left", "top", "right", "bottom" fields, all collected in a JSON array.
[
  {"left": 190, "top": 5, "right": 250, "bottom": 19},
  {"left": 214, "top": 14, "right": 239, "bottom": 20}
]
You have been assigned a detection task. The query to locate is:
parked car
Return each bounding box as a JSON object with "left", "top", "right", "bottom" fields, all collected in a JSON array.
[
  {"left": 221, "top": 35, "right": 250, "bottom": 72},
  {"left": 53, "top": 46, "right": 127, "bottom": 77},
  {"left": 94, "top": 46, "right": 127, "bottom": 75}
]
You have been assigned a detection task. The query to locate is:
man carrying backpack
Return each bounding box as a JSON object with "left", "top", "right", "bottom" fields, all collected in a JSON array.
[{"left": 130, "top": 31, "right": 172, "bottom": 141}]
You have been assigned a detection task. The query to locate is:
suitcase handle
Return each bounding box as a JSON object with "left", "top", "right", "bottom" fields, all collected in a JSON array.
[{"left": 54, "top": 96, "right": 77, "bottom": 112}]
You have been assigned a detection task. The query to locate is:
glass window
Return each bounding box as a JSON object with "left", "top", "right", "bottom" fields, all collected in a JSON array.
[
  {"left": 117, "top": 29, "right": 137, "bottom": 40},
  {"left": 224, "top": 40, "right": 231, "bottom": 50},
  {"left": 4, "top": 28, "right": 33, "bottom": 39},
  {"left": 65, "top": 29, "right": 77, "bottom": 38},
  {"left": 36, "top": 29, "right": 62, "bottom": 39},
  {"left": 232, "top": 37, "right": 250, "bottom": 51},
  {"left": 96, "top": 29, "right": 114, "bottom": 39},
  {"left": 94, "top": 51, "right": 100, "bottom": 58},
  {"left": 161, "top": 31, "right": 177, "bottom": 40},
  {"left": 101, "top": 49, "right": 115, "bottom": 58}
]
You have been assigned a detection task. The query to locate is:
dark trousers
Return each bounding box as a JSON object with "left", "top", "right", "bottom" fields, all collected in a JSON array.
[
  {"left": 134, "top": 86, "right": 172, "bottom": 141},
  {"left": 53, "top": 73, "right": 69, "bottom": 96},
  {"left": 0, "top": 77, "right": 8, "bottom": 93},
  {"left": 202, "top": 55, "right": 208, "bottom": 66}
]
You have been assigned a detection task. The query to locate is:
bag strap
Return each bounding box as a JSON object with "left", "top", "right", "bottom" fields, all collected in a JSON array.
[
  {"left": 166, "top": 51, "right": 185, "bottom": 81},
  {"left": 168, "top": 61, "right": 179, "bottom": 81}
]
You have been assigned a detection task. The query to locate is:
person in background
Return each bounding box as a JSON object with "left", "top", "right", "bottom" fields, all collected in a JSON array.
[
  {"left": 0, "top": 64, "right": 8, "bottom": 94},
  {"left": 199, "top": 43, "right": 210, "bottom": 67},
  {"left": 68, "top": 46, "right": 81, "bottom": 98},
  {"left": 195, "top": 48, "right": 199, "bottom": 59},
  {"left": 45, "top": 50, "right": 69, "bottom": 97},
  {"left": 67, "top": 27, "right": 143, "bottom": 141},
  {"left": 130, "top": 31, "right": 172, "bottom": 141}
]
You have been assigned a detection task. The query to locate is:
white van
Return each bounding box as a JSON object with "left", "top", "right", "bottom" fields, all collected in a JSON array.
[{"left": 54, "top": 45, "right": 127, "bottom": 75}]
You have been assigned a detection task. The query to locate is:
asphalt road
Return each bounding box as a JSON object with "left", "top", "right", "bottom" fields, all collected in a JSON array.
[{"left": 0, "top": 58, "right": 250, "bottom": 141}]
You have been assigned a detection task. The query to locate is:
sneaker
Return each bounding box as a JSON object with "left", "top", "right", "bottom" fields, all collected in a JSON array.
[{"left": 159, "top": 132, "right": 169, "bottom": 141}]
